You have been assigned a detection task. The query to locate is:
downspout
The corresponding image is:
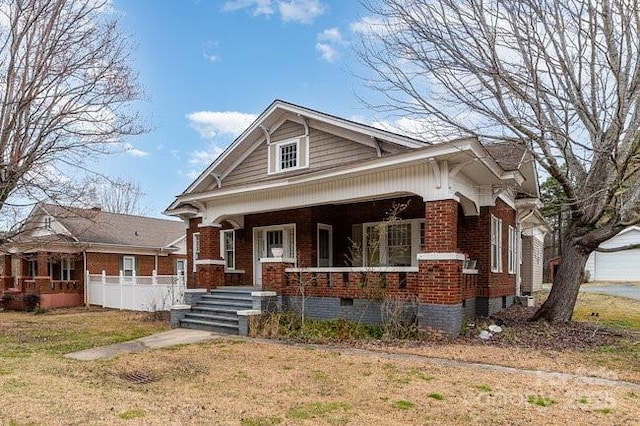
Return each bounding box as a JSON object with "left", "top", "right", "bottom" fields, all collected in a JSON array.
[
  {"left": 83, "top": 250, "right": 88, "bottom": 307},
  {"left": 516, "top": 209, "right": 536, "bottom": 297}
]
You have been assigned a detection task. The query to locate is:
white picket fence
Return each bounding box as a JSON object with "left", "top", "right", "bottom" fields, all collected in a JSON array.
[{"left": 87, "top": 270, "right": 185, "bottom": 312}]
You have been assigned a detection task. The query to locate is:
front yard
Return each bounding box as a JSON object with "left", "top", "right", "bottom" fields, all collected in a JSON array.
[{"left": 0, "top": 295, "right": 638, "bottom": 425}]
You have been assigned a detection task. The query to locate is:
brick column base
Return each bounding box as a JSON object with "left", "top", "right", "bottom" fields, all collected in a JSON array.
[
  {"left": 261, "top": 260, "right": 294, "bottom": 294},
  {"left": 417, "top": 257, "right": 464, "bottom": 338}
]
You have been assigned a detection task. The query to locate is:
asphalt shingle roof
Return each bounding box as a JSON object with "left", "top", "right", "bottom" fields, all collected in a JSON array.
[{"left": 41, "top": 204, "right": 184, "bottom": 248}]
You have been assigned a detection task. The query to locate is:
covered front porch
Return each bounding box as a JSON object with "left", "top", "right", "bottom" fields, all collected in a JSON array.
[{"left": 0, "top": 251, "right": 84, "bottom": 309}]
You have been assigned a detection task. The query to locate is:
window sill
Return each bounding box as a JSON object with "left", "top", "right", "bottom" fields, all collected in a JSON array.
[{"left": 224, "top": 269, "right": 245, "bottom": 274}]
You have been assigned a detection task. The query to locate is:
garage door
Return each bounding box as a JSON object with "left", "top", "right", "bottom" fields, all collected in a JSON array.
[{"left": 592, "top": 249, "right": 640, "bottom": 281}]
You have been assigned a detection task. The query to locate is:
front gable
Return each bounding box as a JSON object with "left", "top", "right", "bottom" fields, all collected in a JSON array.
[{"left": 221, "top": 119, "right": 392, "bottom": 190}]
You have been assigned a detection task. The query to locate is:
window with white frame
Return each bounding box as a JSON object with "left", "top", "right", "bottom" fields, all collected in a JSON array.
[
  {"left": 279, "top": 142, "right": 298, "bottom": 171},
  {"left": 491, "top": 216, "right": 503, "bottom": 273},
  {"left": 192, "top": 232, "right": 200, "bottom": 272},
  {"left": 268, "top": 136, "right": 309, "bottom": 174},
  {"left": 122, "top": 256, "right": 135, "bottom": 278},
  {"left": 61, "top": 257, "right": 75, "bottom": 280},
  {"left": 220, "top": 230, "right": 235, "bottom": 270},
  {"left": 362, "top": 219, "right": 424, "bottom": 267},
  {"left": 508, "top": 225, "right": 517, "bottom": 274}
]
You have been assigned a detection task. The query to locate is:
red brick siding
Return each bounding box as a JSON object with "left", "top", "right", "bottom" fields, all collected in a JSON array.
[
  {"left": 424, "top": 200, "right": 459, "bottom": 252},
  {"left": 458, "top": 198, "right": 516, "bottom": 298},
  {"left": 86, "top": 253, "right": 181, "bottom": 276}
]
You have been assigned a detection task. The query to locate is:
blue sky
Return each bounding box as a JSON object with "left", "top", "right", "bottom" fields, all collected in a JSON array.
[{"left": 103, "top": 0, "right": 389, "bottom": 217}]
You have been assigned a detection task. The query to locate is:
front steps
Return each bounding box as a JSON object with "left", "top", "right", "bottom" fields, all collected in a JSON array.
[{"left": 180, "top": 287, "right": 254, "bottom": 334}]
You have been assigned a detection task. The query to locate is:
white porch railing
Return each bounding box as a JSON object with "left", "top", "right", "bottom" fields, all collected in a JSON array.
[{"left": 87, "top": 270, "right": 185, "bottom": 312}]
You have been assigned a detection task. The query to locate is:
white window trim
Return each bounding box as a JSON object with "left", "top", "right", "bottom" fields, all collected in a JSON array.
[
  {"left": 362, "top": 218, "right": 425, "bottom": 267},
  {"left": 220, "top": 229, "right": 236, "bottom": 271},
  {"left": 268, "top": 137, "right": 310, "bottom": 175},
  {"left": 122, "top": 255, "right": 136, "bottom": 278},
  {"left": 192, "top": 232, "right": 200, "bottom": 272},
  {"left": 317, "top": 224, "right": 333, "bottom": 267},
  {"left": 491, "top": 215, "right": 503, "bottom": 273},
  {"left": 508, "top": 225, "right": 517, "bottom": 274}
]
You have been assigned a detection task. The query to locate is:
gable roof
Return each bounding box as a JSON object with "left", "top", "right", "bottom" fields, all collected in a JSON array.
[
  {"left": 180, "top": 99, "right": 429, "bottom": 197},
  {"left": 35, "top": 204, "right": 185, "bottom": 249}
]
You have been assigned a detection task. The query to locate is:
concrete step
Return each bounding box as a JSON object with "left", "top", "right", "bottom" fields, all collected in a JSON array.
[
  {"left": 180, "top": 318, "right": 239, "bottom": 335},
  {"left": 184, "top": 312, "right": 239, "bottom": 324},
  {"left": 196, "top": 299, "right": 252, "bottom": 309},
  {"left": 191, "top": 304, "right": 250, "bottom": 314},
  {"left": 201, "top": 294, "right": 252, "bottom": 303}
]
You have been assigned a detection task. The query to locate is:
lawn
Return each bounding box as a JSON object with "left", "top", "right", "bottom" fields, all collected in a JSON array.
[{"left": 0, "top": 299, "right": 639, "bottom": 425}]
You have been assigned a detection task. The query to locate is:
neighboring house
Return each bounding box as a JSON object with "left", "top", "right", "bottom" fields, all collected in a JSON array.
[
  {"left": 165, "top": 100, "right": 547, "bottom": 337},
  {"left": 0, "top": 204, "right": 187, "bottom": 309},
  {"left": 585, "top": 226, "right": 640, "bottom": 281}
]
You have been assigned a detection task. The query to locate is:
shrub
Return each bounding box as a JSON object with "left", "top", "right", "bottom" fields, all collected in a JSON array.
[{"left": 22, "top": 293, "right": 41, "bottom": 312}]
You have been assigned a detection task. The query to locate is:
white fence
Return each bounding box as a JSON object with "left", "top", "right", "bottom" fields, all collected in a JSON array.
[{"left": 87, "top": 270, "right": 185, "bottom": 312}]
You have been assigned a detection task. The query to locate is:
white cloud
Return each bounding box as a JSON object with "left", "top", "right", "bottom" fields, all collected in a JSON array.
[
  {"left": 317, "top": 27, "right": 343, "bottom": 44},
  {"left": 223, "top": 0, "right": 274, "bottom": 16},
  {"left": 372, "top": 116, "right": 464, "bottom": 143},
  {"left": 203, "top": 53, "right": 219, "bottom": 63},
  {"left": 186, "top": 111, "right": 257, "bottom": 139},
  {"left": 122, "top": 143, "right": 149, "bottom": 157},
  {"left": 349, "top": 16, "right": 388, "bottom": 35},
  {"left": 315, "top": 42, "right": 338, "bottom": 63},
  {"left": 189, "top": 144, "right": 225, "bottom": 166},
  {"left": 223, "top": 0, "right": 325, "bottom": 24},
  {"left": 279, "top": 0, "right": 325, "bottom": 24}
]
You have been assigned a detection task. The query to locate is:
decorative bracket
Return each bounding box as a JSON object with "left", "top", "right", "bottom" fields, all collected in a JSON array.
[
  {"left": 259, "top": 124, "right": 271, "bottom": 145},
  {"left": 371, "top": 136, "right": 383, "bottom": 157},
  {"left": 429, "top": 158, "right": 441, "bottom": 189}
]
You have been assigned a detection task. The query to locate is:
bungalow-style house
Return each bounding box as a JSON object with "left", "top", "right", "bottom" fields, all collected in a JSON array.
[
  {"left": 165, "top": 100, "right": 546, "bottom": 337},
  {"left": 0, "top": 204, "right": 187, "bottom": 309}
]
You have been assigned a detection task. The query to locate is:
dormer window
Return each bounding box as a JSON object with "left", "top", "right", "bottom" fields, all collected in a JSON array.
[
  {"left": 44, "top": 217, "right": 52, "bottom": 230},
  {"left": 279, "top": 142, "right": 298, "bottom": 171},
  {"left": 268, "top": 136, "right": 309, "bottom": 174}
]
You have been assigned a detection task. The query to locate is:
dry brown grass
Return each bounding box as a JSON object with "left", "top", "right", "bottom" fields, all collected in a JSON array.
[{"left": 1, "top": 305, "right": 639, "bottom": 425}]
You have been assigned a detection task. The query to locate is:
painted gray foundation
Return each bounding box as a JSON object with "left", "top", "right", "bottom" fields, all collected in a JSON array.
[
  {"left": 417, "top": 303, "right": 463, "bottom": 338},
  {"left": 170, "top": 305, "right": 191, "bottom": 328},
  {"left": 475, "top": 295, "right": 515, "bottom": 317},
  {"left": 283, "top": 296, "right": 384, "bottom": 324},
  {"left": 462, "top": 298, "right": 476, "bottom": 320},
  {"left": 184, "top": 289, "right": 206, "bottom": 305}
]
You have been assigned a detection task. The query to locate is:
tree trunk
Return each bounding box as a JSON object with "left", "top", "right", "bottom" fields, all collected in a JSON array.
[{"left": 531, "top": 240, "right": 590, "bottom": 322}]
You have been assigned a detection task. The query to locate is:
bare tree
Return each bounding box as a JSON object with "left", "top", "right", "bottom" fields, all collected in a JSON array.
[
  {"left": 357, "top": 0, "right": 640, "bottom": 322},
  {"left": 84, "top": 175, "right": 147, "bottom": 215},
  {"left": 0, "top": 0, "right": 144, "bottom": 229}
]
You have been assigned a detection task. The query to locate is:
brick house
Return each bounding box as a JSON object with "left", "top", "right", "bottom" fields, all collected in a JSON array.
[
  {"left": 0, "top": 204, "right": 187, "bottom": 309},
  {"left": 165, "top": 100, "right": 546, "bottom": 337}
]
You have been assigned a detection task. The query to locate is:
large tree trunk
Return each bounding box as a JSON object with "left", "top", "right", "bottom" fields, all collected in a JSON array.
[{"left": 531, "top": 238, "right": 591, "bottom": 322}]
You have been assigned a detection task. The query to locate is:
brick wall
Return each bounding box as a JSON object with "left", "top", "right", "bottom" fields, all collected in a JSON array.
[
  {"left": 458, "top": 198, "right": 516, "bottom": 299},
  {"left": 424, "top": 199, "right": 459, "bottom": 252},
  {"left": 86, "top": 252, "right": 182, "bottom": 276}
]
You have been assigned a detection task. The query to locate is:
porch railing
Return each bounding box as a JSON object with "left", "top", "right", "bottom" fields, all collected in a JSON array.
[{"left": 87, "top": 270, "right": 185, "bottom": 312}]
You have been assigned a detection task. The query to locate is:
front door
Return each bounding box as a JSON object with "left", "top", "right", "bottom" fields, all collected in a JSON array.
[
  {"left": 176, "top": 259, "right": 187, "bottom": 285},
  {"left": 253, "top": 225, "right": 296, "bottom": 286}
]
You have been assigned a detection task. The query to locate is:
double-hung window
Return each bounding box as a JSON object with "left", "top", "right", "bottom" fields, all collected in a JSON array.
[
  {"left": 122, "top": 256, "right": 136, "bottom": 279},
  {"left": 220, "top": 230, "right": 235, "bottom": 270},
  {"left": 362, "top": 219, "right": 423, "bottom": 267},
  {"left": 491, "top": 216, "right": 503, "bottom": 273}
]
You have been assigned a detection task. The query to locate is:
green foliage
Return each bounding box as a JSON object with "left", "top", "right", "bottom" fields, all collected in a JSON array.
[
  {"left": 576, "top": 397, "right": 588, "bottom": 404},
  {"left": 32, "top": 307, "right": 47, "bottom": 315},
  {"left": 287, "top": 402, "right": 350, "bottom": 420},
  {"left": 427, "top": 393, "right": 444, "bottom": 400},
  {"left": 527, "top": 395, "right": 554, "bottom": 407},
  {"left": 392, "top": 400, "right": 415, "bottom": 410},
  {"left": 250, "top": 312, "right": 385, "bottom": 341},
  {"left": 118, "top": 409, "right": 145, "bottom": 420},
  {"left": 241, "top": 416, "right": 283, "bottom": 426},
  {"left": 596, "top": 408, "right": 612, "bottom": 414},
  {"left": 475, "top": 384, "right": 492, "bottom": 392}
]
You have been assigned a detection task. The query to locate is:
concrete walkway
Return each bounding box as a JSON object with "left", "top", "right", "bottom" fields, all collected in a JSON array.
[
  {"left": 65, "top": 329, "right": 640, "bottom": 391},
  {"left": 65, "top": 329, "right": 223, "bottom": 361}
]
